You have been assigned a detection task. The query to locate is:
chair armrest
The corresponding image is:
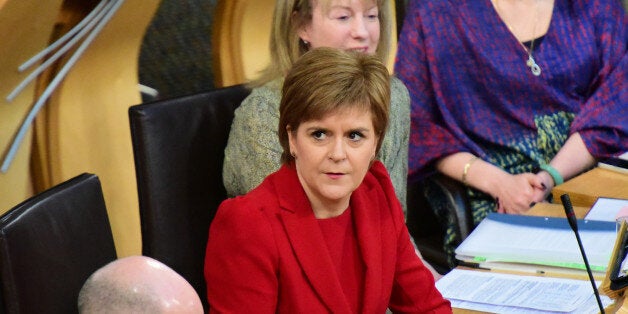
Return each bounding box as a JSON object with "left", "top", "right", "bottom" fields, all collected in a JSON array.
[{"left": 428, "top": 174, "right": 473, "bottom": 240}]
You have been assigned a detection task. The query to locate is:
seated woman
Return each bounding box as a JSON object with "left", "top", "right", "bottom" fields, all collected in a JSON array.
[
  {"left": 222, "top": 0, "right": 410, "bottom": 211},
  {"left": 204, "top": 48, "right": 450, "bottom": 313},
  {"left": 396, "top": 0, "right": 627, "bottom": 263}
]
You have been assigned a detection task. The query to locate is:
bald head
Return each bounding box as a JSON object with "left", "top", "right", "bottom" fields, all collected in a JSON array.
[{"left": 78, "top": 256, "right": 203, "bottom": 314}]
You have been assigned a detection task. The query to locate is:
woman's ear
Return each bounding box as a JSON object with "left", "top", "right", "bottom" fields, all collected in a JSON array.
[
  {"left": 287, "top": 125, "right": 297, "bottom": 156},
  {"left": 293, "top": 12, "right": 311, "bottom": 44}
]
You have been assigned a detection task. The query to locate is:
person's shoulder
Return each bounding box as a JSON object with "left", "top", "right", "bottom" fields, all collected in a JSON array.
[
  {"left": 234, "top": 79, "right": 283, "bottom": 123},
  {"left": 223, "top": 177, "right": 277, "bottom": 211},
  {"left": 215, "top": 178, "right": 279, "bottom": 228},
  {"left": 210, "top": 179, "right": 282, "bottom": 252},
  {"left": 248, "top": 80, "right": 282, "bottom": 100},
  {"left": 569, "top": 0, "right": 621, "bottom": 10},
  {"left": 389, "top": 77, "right": 410, "bottom": 110},
  {"left": 390, "top": 77, "right": 409, "bottom": 94},
  {"left": 407, "top": 0, "right": 455, "bottom": 14},
  {"left": 570, "top": 0, "right": 625, "bottom": 19}
]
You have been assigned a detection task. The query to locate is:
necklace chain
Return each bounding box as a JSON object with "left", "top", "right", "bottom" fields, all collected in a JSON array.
[{"left": 494, "top": 0, "right": 542, "bottom": 76}]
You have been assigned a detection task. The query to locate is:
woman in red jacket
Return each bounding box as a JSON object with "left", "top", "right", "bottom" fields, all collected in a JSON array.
[{"left": 204, "top": 47, "right": 451, "bottom": 313}]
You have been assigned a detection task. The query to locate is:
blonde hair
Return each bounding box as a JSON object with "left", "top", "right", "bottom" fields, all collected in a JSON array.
[
  {"left": 252, "top": 0, "right": 391, "bottom": 86},
  {"left": 278, "top": 47, "right": 391, "bottom": 164}
]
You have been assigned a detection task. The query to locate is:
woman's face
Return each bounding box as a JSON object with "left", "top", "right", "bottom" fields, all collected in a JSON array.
[
  {"left": 288, "top": 107, "right": 378, "bottom": 215},
  {"left": 298, "top": 0, "right": 380, "bottom": 54}
]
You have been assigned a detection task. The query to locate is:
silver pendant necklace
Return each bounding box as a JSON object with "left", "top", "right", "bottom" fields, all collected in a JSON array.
[
  {"left": 524, "top": 40, "right": 541, "bottom": 76},
  {"left": 495, "top": 0, "right": 542, "bottom": 76}
]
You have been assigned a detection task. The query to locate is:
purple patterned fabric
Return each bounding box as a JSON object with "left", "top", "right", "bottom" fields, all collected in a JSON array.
[{"left": 396, "top": 0, "right": 627, "bottom": 182}]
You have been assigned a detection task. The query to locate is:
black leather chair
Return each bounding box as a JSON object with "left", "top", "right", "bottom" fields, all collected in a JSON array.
[
  {"left": 406, "top": 174, "right": 473, "bottom": 274},
  {"left": 128, "top": 84, "right": 251, "bottom": 311},
  {"left": 0, "top": 173, "right": 117, "bottom": 314}
]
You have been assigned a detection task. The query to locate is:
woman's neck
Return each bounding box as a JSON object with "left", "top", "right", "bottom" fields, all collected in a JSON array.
[
  {"left": 310, "top": 198, "right": 350, "bottom": 219},
  {"left": 491, "top": 0, "right": 555, "bottom": 43}
]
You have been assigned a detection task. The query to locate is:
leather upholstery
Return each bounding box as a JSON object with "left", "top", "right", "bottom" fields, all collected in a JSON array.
[
  {"left": 128, "top": 84, "right": 251, "bottom": 311},
  {"left": 406, "top": 174, "right": 473, "bottom": 274},
  {"left": 0, "top": 173, "right": 117, "bottom": 314}
]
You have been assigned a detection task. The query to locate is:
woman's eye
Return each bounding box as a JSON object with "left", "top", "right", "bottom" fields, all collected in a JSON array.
[
  {"left": 311, "top": 130, "right": 326, "bottom": 140},
  {"left": 330, "top": 9, "right": 350, "bottom": 21},
  {"left": 366, "top": 7, "right": 379, "bottom": 20},
  {"left": 348, "top": 132, "right": 364, "bottom": 141}
]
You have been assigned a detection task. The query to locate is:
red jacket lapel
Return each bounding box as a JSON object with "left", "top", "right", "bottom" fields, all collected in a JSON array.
[
  {"left": 351, "top": 176, "right": 385, "bottom": 313},
  {"left": 272, "top": 164, "right": 352, "bottom": 313}
]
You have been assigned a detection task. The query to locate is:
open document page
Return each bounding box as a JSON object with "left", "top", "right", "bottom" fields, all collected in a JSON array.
[
  {"left": 455, "top": 213, "right": 615, "bottom": 273},
  {"left": 436, "top": 269, "right": 613, "bottom": 313},
  {"left": 584, "top": 197, "right": 628, "bottom": 222}
]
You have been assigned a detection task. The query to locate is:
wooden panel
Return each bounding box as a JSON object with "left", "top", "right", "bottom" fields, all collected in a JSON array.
[
  {"left": 31, "top": 0, "right": 101, "bottom": 192},
  {"left": 46, "top": 0, "right": 160, "bottom": 257},
  {"left": 0, "top": 0, "right": 64, "bottom": 212},
  {"left": 526, "top": 202, "right": 590, "bottom": 219},
  {"left": 387, "top": 0, "right": 397, "bottom": 71},
  {"left": 212, "top": 0, "right": 273, "bottom": 87},
  {"left": 552, "top": 168, "right": 628, "bottom": 208}
]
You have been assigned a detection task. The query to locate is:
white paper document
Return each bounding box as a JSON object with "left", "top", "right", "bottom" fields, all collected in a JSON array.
[
  {"left": 585, "top": 197, "right": 628, "bottom": 222},
  {"left": 436, "top": 269, "right": 613, "bottom": 313},
  {"left": 455, "top": 213, "right": 615, "bottom": 272},
  {"left": 598, "top": 151, "right": 628, "bottom": 174}
]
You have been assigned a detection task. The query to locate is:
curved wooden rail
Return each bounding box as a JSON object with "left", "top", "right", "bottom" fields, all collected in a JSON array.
[
  {"left": 45, "top": 0, "right": 160, "bottom": 257},
  {"left": 212, "top": 0, "right": 274, "bottom": 87},
  {"left": 0, "top": 0, "right": 64, "bottom": 212},
  {"left": 1, "top": 0, "right": 159, "bottom": 257}
]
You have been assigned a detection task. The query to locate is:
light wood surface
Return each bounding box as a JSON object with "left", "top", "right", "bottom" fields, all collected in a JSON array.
[
  {"left": 212, "top": 0, "right": 274, "bottom": 87},
  {"left": 1, "top": 0, "right": 159, "bottom": 257},
  {"left": 553, "top": 167, "right": 628, "bottom": 208},
  {"left": 44, "top": 0, "right": 160, "bottom": 257},
  {"left": 526, "top": 202, "right": 590, "bottom": 219},
  {"left": 0, "top": 0, "right": 64, "bottom": 212}
]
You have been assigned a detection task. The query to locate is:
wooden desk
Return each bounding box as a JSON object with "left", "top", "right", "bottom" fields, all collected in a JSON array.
[
  {"left": 526, "top": 202, "right": 590, "bottom": 219},
  {"left": 552, "top": 168, "right": 628, "bottom": 208}
]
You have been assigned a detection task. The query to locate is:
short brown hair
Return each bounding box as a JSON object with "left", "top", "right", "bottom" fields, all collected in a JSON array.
[
  {"left": 278, "top": 47, "right": 390, "bottom": 163},
  {"left": 252, "top": 0, "right": 392, "bottom": 86}
]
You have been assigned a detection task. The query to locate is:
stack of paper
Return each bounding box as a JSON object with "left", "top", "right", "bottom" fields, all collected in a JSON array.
[
  {"left": 436, "top": 269, "right": 614, "bottom": 313},
  {"left": 598, "top": 152, "right": 628, "bottom": 174},
  {"left": 584, "top": 197, "right": 628, "bottom": 222},
  {"left": 455, "top": 213, "right": 616, "bottom": 274}
]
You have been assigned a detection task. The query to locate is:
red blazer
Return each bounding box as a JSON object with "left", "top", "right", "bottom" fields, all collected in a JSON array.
[{"left": 205, "top": 161, "right": 451, "bottom": 313}]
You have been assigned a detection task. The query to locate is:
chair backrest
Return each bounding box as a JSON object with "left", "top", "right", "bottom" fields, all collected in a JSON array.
[
  {"left": 128, "top": 84, "right": 251, "bottom": 310},
  {"left": 0, "top": 173, "right": 117, "bottom": 314}
]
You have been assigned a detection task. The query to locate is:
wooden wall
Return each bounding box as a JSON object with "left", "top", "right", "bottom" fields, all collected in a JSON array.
[{"left": 0, "top": 0, "right": 160, "bottom": 257}]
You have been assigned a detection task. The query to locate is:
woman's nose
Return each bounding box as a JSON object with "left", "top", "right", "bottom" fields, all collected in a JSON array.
[
  {"left": 328, "top": 138, "right": 347, "bottom": 161},
  {"left": 351, "top": 16, "right": 369, "bottom": 39}
]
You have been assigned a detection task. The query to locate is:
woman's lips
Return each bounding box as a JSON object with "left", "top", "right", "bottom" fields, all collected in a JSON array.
[{"left": 325, "top": 172, "right": 345, "bottom": 179}]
